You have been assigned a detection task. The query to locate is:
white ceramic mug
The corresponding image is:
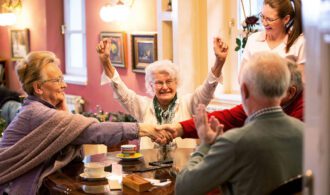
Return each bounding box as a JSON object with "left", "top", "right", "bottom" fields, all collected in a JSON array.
[{"left": 84, "top": 162, "right": 105, "bottom": 177}]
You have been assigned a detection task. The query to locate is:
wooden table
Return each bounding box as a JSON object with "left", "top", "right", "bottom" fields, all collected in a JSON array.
[{"left": 44, "top": 148, "right": 193, "bottom": 194}]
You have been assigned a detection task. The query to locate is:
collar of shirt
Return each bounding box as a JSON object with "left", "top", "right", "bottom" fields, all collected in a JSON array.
[
  {"left": 245, "top": 106, "right": 282, "bottom": 124},
  {"left": 255, "top": 31, "right": 289, "bottom": 45},
  {"left": 24, "top": 95, "right": 56, "bottom": 109}
]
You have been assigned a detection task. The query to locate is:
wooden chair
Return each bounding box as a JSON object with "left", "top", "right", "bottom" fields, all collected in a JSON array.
[{"left": 270, "top": 174, "right": 303, "bottom": 195}]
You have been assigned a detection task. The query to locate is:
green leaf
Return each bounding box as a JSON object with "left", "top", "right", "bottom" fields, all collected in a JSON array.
[
  {"left": 242, "top": 37, "right": 247, "bottom": 48},
  {"left": 235, "top": 46, "right": 240, "bottom": 51},
  {"left": 236, "top": 38, "right": 241, "bottom": 46}
]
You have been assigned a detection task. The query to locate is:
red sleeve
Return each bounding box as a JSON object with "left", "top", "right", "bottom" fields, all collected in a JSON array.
[
  {"left": 180, "top": 104, "right": 247, "bottom": 138},
  {"left": 283, "top": 91, "right": 304, "bottom": 121}
]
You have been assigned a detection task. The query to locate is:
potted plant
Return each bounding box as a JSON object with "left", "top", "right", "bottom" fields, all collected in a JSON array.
[{"left": 0, "top": 116, "right": 6, "bottom": 138}]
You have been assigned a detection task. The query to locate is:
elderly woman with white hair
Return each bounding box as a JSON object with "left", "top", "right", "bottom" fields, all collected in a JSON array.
[{"left": 97, "top": 37, "right": 228, "bottom": 148}]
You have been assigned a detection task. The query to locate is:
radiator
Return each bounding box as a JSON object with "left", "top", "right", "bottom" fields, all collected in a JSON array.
[
  {"left": 65, "top": 94, "right": 84, "bottom": 113},
  {"left": 206, "top": 95, "right": 241, "bottom": 112}
]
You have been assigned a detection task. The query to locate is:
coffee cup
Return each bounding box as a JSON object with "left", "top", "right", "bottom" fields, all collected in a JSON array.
[
  {"left": 121, "top": 144, "right": 137, "bottom": 156},
  {"left": 84, "top": 162, "right": 105, "bottom": 178}
]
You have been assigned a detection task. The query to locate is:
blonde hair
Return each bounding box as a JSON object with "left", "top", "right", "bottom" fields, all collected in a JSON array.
[
  {"left": 16, "top": 51, "right": 60, "bottom": 95},
  {"left": 144, "top": 60, "right": 180, "bottom": 96}
]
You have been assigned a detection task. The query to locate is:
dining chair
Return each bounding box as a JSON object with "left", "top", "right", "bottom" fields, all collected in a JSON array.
[{"left": 270, "top": 174, "right": 303, "bottom": 195}]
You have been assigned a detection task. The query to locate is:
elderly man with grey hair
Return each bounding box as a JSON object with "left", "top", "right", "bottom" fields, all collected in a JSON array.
[{"left": 175, "top": 51, "right": 303, "bottom": 195}]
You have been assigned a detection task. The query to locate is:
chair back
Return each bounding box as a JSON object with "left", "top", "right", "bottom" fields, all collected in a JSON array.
[{"left": 270, "top": 174, "right": 303, "bottom": 195}]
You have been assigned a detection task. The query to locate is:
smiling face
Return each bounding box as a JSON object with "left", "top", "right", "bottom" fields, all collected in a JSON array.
[
  {"left": 151, "top": 72, "right": 177, "bottom": 108},
  {"left": 37, "top": 64, "right": 67, "bottom": 107},
  {"left": 261, "top": 4, "right": 290, "bottom": 38}
]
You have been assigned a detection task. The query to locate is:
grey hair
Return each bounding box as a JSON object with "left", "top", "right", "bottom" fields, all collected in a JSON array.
[
  {"left": 240, "top": 51, "right": 290, "bottom": 99},
  {"left": 286, "top": 59, "right": 303, "bottom": 92},
  {"left": 16, "top": 51, "right": 60, "bottom": 95},
  {"left": 144, "top": 60, "right": 180, "bottom": 96}
]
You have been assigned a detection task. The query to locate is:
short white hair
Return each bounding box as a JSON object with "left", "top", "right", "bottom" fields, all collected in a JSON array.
[
  {"left": 240, "top": 51, "right": 290, "bottom": 99},
  {"left": 145, "top": 60, "right": 180, "bottom": 96}
]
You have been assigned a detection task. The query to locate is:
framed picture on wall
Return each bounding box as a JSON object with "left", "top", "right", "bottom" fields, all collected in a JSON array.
[
  {"left": 10, "top": 29, "right": 30, "bottom": 60},
  {"left": 131, "top": 33, "right": 157, "bottom": 73},
  {"left": 100, "top": 32, "right": 126, "bottom": 68}
]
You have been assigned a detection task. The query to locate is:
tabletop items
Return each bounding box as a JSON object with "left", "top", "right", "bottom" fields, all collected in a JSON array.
[
  {"left": 80, "top": 162, "right": 111, "bottom": 180},
  {"left": 123, "top": 174, "right": 153, "bottom": 192},
  {"left": 117, "top": 144, "right": 144, "bottom": 160},
  {"left": 45, "top": 148, "right": 194, "bottom": 194}
]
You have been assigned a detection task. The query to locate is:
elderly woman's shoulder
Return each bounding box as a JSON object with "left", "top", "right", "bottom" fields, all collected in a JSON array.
[{"left": 20, "top": 100, "right": 55, "bottom": 117}]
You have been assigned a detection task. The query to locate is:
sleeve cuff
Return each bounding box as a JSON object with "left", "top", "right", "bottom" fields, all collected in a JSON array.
[
  {"left": 208, "top": 71, "right": 223, "bottom": 85},
  {"left": 100, "top": 70, "right": 120, "bottom": 85}
]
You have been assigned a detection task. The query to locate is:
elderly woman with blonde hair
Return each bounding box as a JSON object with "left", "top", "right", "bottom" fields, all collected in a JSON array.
[
  {"left": 97, "top": 37, "right": 229, "bottom": 149},
  {"left": 0, "top": 51, "right": 166, "bottom": 195}
]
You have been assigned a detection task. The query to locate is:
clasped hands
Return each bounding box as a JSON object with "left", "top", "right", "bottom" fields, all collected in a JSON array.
[{"left": 139, "top": 104, "right": 224, "bottom": 145}]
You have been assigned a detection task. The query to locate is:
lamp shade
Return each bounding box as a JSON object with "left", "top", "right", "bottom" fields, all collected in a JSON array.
[
  {"left": 99, "top": 2, "right": 130, "bottom": 23},
  {"left": 0, "top": 13, "right": 17, "bottom": 26},
  {"left": 100, "top": 4, "right": 115, "bottom": 22}
]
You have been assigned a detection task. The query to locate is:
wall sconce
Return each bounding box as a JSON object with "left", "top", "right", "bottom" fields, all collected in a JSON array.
[
  {"left": 99, "top": 0, "right": 134, "bottom": 23},
  {"left": 0, "top": 0, "right": 22, "bottom": 26}
]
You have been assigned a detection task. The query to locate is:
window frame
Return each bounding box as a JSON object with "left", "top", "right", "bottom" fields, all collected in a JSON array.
[{"left": 63, "top": 0, "right": 87, "bottom": 85}]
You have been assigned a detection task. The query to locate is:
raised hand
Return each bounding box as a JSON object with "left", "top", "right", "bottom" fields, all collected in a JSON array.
[
  {"left": 211, "top": 37, "right": 229, "bottom": 77},
  {"left": 193, "top": 104, "right": 223, "bottom": 145},
  {"left": 156, "top": 123, "right": 183, "bottom": 139},
  {"left": 213, "top": 37, "right": 229, "bottom": 63},
  {"left": 96, "top": 39, "right": 115, "bottom": 78}
]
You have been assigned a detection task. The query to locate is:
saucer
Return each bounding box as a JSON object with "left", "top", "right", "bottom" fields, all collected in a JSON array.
[
  {"left": 80, "top": 171, "right": 111, "bottom": 180},
  {"left": 116, "top": 152, "right": 143, "bottom": 161},
  {"left": 82, "top": 184, "right": 110, "bottom": 194}
]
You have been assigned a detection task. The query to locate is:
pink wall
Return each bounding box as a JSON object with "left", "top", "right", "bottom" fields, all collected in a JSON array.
[{"left": 0, "top": 0, "right": 157, "bottom": 113}]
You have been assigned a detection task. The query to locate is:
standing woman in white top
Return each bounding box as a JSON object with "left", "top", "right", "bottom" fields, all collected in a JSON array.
[
  {"left": 242, "top": 0, "right": 305, "bottom": 82},
  {"left": 97, "top": 38, "right": 228, "bottom": 149}
]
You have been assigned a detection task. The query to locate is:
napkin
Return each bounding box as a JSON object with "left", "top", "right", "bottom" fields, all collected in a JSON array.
[{"left": 144, "top": 178, "right": 171, "bottom": 187}]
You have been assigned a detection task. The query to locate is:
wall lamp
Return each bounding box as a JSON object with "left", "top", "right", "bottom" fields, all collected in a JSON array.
[
  {"left": 99, "top": 0, "right": 134, "bottom": 23},
  {"left": 0, "top": 0, "right": 22, "bottom": 26}
]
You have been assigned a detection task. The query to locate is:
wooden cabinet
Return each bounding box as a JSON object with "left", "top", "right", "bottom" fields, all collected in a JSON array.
[
  {"left": 157, "top": 0, "right": 173, "bottom": 61},
  {"left": 157, "top": 0, "right": 208, "bottom": 94}
]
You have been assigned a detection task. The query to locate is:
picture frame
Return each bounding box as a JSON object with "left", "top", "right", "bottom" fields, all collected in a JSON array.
[
  {"left": 10, "top": 29, "right": 30, "bottom": 60},
  {"left": 131, "top": 33, "right": 157, "bottom": 73},
  {"left": 100, "top": 32, "right": 126, "bottom": 68}
]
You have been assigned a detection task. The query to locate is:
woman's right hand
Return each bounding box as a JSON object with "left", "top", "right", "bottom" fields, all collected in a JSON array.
[{"left": 96, "top": 39, "right": 115, "bottom": 78}]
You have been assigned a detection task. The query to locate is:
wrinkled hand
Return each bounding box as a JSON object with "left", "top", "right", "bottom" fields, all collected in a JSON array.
[
  {"left": 156, "top": 123, "right": 183, "bottom": 138},
  {"left": 56, "top": 95, "right": 69, "bottom": 112},
  {"left": 193, "top": 104, "right": 224, "bottom": 145},
  {"left": 96, "top": 39, "right": 115, "bottom": 78},
  {"left": 96, "top": 39, "right": 111, "bottom": 62},
  {"left": 138, "top": 123, "right": 173, "bottom": 145},
  {"left": 213, "top": 37, "right": 229, "bottom": 63}
]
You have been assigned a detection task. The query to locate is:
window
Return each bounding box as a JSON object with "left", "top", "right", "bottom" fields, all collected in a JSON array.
[
  {"left": 211, "top": 0, "right": 262, "bottom": 108},
  {"left": 63, "top": 0, "right": 87, "bottom": 85},
  {"left": 237, "top": 0, "right": 263, "bottom": 67}
]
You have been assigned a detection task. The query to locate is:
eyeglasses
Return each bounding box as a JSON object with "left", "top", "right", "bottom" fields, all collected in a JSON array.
[
  {"left": 41, "top": 76, "right": 65, "bottom": 85},
  {"left": 259, "top": 13, "right": 280, "bottom": 23},
  {"left": 154, "top": 79, "right": 175, "bottom": 88}
]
